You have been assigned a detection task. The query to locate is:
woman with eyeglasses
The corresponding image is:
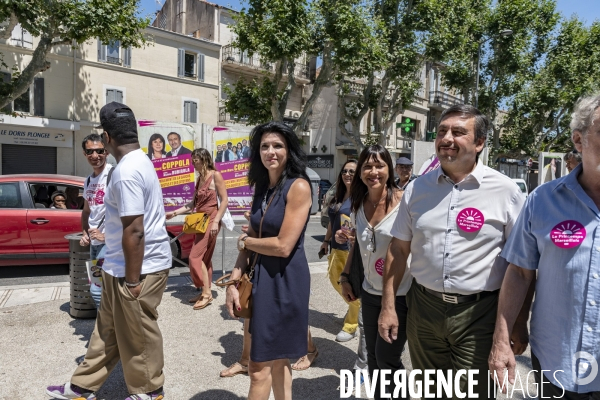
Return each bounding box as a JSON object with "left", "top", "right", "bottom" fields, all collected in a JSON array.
[{"left": 335, "top": 145, "right": 412, "bottom": 400}]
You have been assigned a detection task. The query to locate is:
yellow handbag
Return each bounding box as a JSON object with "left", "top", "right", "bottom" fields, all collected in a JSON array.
[{"left": 183, "top": 213, "right": 210, "bottom": 234}]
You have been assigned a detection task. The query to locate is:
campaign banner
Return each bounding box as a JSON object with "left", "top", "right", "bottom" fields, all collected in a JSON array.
[
  {"left": 213, "top": 127, "right": 252, "bottom": 215},
  {"left": 138, "top": 121, "right": 196, "bottom": 212}
]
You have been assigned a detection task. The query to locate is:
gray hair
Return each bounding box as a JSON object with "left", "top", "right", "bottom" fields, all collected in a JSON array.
[
  {"left": 570, "top": 93, "right": 600, "bottom": 135},
  {"left": 564, "top": 151, "right": 582, "bottom": 163},
  {"left": 439, "top": 104, "right": 491, "bottom": 143}
]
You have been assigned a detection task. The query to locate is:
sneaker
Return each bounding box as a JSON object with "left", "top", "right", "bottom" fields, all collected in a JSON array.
[
  {"left": 46, "top": 382, "right": 96, "bottom": 399},
  {"left": 335, "top": 330, "right": 357, "bottom": 342},
  {"left": 124, "top": 388, "right": 165, "bottom": 400}
]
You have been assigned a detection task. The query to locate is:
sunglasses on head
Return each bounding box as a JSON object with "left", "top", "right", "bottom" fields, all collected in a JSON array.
[
  {"left": 342, "top": 169, "right": 355, "bottom": 175},
  {"left": 85, "top": 148, "right": 106, "bottom": 156}
]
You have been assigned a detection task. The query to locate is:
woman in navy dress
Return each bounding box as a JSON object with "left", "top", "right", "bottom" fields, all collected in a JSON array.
[{"left": 226, "top": 122, "right": 312, "bottom": 400}]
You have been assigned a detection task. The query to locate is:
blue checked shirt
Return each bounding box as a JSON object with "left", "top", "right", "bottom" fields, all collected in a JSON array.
[{"left": 501, "top": 164, "right": 600, "bottom": 393}]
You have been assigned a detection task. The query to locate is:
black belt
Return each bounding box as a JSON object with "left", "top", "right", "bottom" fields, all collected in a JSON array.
[{"left": 416, "top": 281, "right": 499, "bottom": 304}]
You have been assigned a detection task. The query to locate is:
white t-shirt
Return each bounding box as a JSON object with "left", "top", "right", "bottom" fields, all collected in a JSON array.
[
  {"left": 102, "top": 149, "right": 171, "bottom": 277},
  {"left": 84, "top": 164, "right": 113, "bottom": 246}
]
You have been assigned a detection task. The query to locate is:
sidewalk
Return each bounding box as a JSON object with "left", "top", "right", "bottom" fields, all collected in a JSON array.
[{"left": 0, "top": 262, "right": 534, "bottom": 400}]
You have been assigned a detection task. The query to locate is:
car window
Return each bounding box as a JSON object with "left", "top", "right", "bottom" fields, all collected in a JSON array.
[
  {"left": 28, "top": 182, "right": 83, "bottom": 210},
  {"left": 516, "top": 182, "right": 526, "bottom": 193},
  {"left": 0, "top": 182, "right": 23, "bottom": 208}
]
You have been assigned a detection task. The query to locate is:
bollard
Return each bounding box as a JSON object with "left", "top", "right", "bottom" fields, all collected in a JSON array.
[{"left": 65, "top": 233, "right": 97, "bottom": 319}]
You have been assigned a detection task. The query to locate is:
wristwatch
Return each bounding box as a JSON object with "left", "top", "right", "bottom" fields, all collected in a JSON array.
[{"left": 238, "top": 234, "right": 248, "bottom": 250}]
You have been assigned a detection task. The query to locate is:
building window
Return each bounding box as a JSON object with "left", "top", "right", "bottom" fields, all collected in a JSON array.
[
  {"left": 11, "top": 24, "right": 33, "bottom": 49},
  {"left": 106, "top": 88, "right": 124, "bottom": 104},
  {"left": 178, "top": 49, "right": 205, "bottom": 81},
  {"left": 1, "top": 73, "right": 44, "bottom": 116},
  {"left": 98, "top": 39, "right": 131, "bottom": 67},
  {"left": 158, "top": 12, "right": 167, "bottom": 29},
  {"left": 183, "top": 100, "right": 198, "bottom": 123},
  {"left": 13, "top": 88, "right": 30, "bottom": 113}
]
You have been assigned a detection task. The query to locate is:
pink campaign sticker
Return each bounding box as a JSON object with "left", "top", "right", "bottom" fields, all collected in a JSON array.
[
  {"left": 550, "top": 220, "right": 586, "bottom": 248},
  {"left": 374, "top": 258, "right": 385, "bottom": 276},
  {"left": 456, "top": 208, "right": 485, "bottom": 232}
]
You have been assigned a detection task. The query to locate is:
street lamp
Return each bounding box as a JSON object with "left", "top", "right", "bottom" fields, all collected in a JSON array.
[{"left": 475, "top": 29, "right": 513, "bottom": 109}]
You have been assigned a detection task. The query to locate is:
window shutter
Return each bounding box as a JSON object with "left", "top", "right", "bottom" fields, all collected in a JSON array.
[
  {"left": 123, "top": 47, "right": 131, "bottom": 68},
  {"left": 106, "top": 89, "right": 115, "bottom": 104},
  {"left": 1, "top": 72, "right": 12, "bottom": 113},
  {"left": 190, "top": 101, "right": 197, "bottom": 123},
  {"left": 197, "top": 53, "right": 205, "bottom": 81},
  {"left": 183, "top": 101, "right": 190, "bottom": 122},
  {"left": 177, "top": 49, "right": 185, "bottom": 77},
  {"left": 116, "top": 90, "right": 123, "bottom": 103},
  {"left": 33, "top": 77, "right": 44, "bottom": 116},
  {"left": 98, "top": 39, "right": 107, "bottom": 62}
]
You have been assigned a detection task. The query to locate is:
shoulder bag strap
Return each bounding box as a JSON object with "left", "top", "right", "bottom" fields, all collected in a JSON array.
[{"left": 247, "top": 188, "right": 278, "bottom": 279}]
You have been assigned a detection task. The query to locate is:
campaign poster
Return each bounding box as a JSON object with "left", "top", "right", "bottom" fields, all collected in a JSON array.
[
  {"left": 538, "top": 152, "right": 566, "bottom": 186},
  {"left": 213, "top": 127, "right": 252, "bottom": 215},
  {"left": 138, "top": 121, "right": 196, "bottom": 212}
]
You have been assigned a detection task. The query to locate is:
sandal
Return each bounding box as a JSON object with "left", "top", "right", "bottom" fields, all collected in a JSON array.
[
  {"left": 193, "top": 295, "right": 213, "bottom": 310},
  {"left": 188, "top": 293, "right": 202, "bottom": 303},
  {"left": 219, "top": 362, "right": 249, "bottom": 378},
  {"left": 291, "top": 348, "right": 318, "bottom": 371}
]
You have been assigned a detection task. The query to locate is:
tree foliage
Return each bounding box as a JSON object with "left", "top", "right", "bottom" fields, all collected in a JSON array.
[
  {"left": 0, "top": 0, "right": 150, "bottom": 110},
  {"left": 499, "top": 18, "right": 600, "bottom": 157}
]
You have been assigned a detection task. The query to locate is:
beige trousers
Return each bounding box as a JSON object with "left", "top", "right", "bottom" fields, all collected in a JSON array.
[{"left": 71, "top": 269, "right": 169, "bottom": 394}]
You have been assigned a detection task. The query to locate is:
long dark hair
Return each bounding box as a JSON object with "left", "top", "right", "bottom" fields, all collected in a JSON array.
[
  {"left": 329, "top": 159, "right": 357, "bottom": 212},
  {"left": 247, "top": 121, "right": 310, "bottom": 196},
  {"left": 350, "top": 145, "right": 396, "bottom": 214},
  {"left": 147, "top": 133, "right": 166, "bottom": 157}
]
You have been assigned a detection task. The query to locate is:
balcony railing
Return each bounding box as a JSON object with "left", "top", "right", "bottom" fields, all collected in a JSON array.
[
  {"left": 429, "top": 91, "right": 464, "bottom": 108},
  {"left": 222, "top": 44, "right": 310, "bottom": 79},
  {"left": 219, "top": 106, "right": 249, "bottom": 124},
  {"left": 106, "top": 56, "right": 121, "bottom": 65},
  {"left": 344, "top": 80, "right": 393, "bottom": 100}
]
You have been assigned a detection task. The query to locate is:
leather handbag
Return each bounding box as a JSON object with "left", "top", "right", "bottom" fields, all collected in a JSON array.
[
  {"left": 183, "top": 212, "right": 210, "bottom": 234},
  {"left": 347, "top": 237, "right": 365, "bottom": 299},
  {"left": 215, "top": 187, "right": 278, "bottom": 318}
]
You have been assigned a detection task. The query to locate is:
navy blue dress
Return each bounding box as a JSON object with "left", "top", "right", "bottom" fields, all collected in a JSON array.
[{"left": 249, "top": 178, "right": 311, "bottom": 362}]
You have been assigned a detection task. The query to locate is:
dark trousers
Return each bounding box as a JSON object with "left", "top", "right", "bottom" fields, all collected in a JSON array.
[
  {"left": 361, "top": 288, "right": 408, "bottom": 400},
  {"left": 406, "top": 282, "right": 498, "bottom": 399},
  {"left": 532, "top": 352, "right": 600, "bottom": 400}
]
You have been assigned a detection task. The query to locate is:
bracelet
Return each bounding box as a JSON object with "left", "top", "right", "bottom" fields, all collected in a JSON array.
[
  {"left": 338, "top": 278, "right": 349, "bottom": 285},
  {"left": 340, "top": 272, "right": 350, "bottom": 279},
  {"left": 125, "top": 280, "right": 142, "bottom": 287}
]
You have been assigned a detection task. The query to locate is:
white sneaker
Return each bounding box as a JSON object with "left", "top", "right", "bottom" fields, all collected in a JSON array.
[{"left": 336, "top": 330, "right": 357, "bottom": 342}]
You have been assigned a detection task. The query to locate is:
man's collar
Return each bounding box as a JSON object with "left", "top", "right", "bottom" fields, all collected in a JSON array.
[
  {"left": 436, "top": 161, "right": 483, "bottom": 185},
  {"left": 562, "top": 162, "right": 583, "bottom": 192}
]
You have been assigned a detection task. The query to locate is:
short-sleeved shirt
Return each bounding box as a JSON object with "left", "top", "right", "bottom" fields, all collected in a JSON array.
[
  {"left": 84, "top": 164, "right": 113, "bottom": 246},
  {"left": 501, "top": 163, "right": 600, "bottom": 393},
  {"left": 328, "top": 198, "right": 351, "bottom": 251},
  {"left": 391, "top": 161, "right": 524, "bottom": 294},
  {"left": 102, "top": 149, "right": 171, "bottom": 277}
]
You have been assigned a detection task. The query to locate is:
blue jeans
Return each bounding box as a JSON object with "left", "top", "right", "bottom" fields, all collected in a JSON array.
[{"left": 90, "top": 244, "right": 106, "bottom": 310}]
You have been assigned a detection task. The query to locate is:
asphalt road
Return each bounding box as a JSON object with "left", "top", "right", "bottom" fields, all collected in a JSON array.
[{"left": 0, "top": 215, "right": 328, "bottom": 287}]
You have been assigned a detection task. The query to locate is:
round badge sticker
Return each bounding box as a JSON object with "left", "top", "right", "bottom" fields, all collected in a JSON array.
[
  {"left": 456, "top": 208, "right": 485, "bottom": 232},
  {"left": 550, "top": 220, "right": 586, "bottom": 249},
  {"left": 374, "top": 258, "right": 385, "bottom": 276}
]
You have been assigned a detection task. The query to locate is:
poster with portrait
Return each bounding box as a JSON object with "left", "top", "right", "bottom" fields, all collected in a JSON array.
[
  {"left": 138, "top": 121, "right": 196, "bottom": 212},
  {"left": 213, "top": 127, "right": 252, "bottom": 215},
  {"left": 538, "top": 152, "right": 567, "bottom": 186}
]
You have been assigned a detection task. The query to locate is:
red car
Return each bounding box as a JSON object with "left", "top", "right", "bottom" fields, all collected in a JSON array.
[{"left": 0, "top": 174, "right": 193, "bottom": 267}]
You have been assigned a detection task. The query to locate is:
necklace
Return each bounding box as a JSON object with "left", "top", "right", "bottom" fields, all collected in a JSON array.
[{"left": 367, "top": 189, "right": 387, "bottom": 209}]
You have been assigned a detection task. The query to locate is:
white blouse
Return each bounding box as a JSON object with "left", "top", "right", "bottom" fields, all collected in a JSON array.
[{"left": 353, "top": 202, "right": 412, "bottom": 296}]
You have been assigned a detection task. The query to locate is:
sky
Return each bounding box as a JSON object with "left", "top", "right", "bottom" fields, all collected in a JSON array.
[{"left": 139, "top": 0, "right": 600, "bottom": 24}]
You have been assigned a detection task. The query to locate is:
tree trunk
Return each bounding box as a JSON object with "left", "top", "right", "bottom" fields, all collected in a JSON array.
[{"left": 0, "top": 34, "right": 53, "bottom": 110}]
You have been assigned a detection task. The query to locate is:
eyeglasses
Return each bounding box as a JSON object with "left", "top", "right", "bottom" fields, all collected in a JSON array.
[
  {"left": 85, "top": 149, "right": 106, "bottom": 156},
  {"left": 342, "top": 169, "right": 355, "bottom": 176},
  {"left": 363, "top": 226, "right": 376, "bottom": 252}
]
